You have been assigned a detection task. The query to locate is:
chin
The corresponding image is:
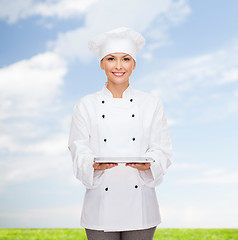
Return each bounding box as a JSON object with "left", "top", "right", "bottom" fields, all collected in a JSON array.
[
  {"left": 110, "top": 80, "right": 129, "bottom": 85},
  {"left": 109, "top": 76, "right": 130, "bottom": 84}
]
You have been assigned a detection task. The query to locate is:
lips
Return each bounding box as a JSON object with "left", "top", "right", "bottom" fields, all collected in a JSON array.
[{"left": 112, "top": 72, "right": 125, "bottom": 77}]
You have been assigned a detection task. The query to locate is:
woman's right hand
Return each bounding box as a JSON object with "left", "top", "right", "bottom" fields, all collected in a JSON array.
[{"left": 93, "top": 162, "right": 118, "bottom": 171}]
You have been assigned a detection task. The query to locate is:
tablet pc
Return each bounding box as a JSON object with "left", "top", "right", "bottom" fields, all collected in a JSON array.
[{"left": 93, "top": 157, "right": 155, "bottom": 163}]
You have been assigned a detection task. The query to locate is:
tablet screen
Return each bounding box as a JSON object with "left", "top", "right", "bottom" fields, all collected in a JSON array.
[{"left": 93, "top": 157, "right": 155, "bottom": 163}]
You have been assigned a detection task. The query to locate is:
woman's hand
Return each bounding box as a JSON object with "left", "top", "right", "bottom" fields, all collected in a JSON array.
[
  {"left": 125, "top": 163, "right": 151, "bottom": 171},
  {"left": 93, "top": 162, "right": 118, "bottom": 171}
]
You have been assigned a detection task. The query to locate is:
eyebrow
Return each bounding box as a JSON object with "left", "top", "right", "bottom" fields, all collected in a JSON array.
[{"left": 107, "top": 54, "right": 130, "bottom": 57}]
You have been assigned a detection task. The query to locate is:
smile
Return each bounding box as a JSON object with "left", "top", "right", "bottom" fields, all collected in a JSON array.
[{"left": 112, "top": 72, "right": 125, "bottom": 77}]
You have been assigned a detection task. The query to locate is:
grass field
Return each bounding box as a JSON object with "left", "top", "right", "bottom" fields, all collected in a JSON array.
[{"left": 0, "top": 228, "right": 238, "bottom": 240}]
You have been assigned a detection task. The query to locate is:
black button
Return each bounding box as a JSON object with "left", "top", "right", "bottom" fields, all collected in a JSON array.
[
  {"left": 104, "top": 139, "right": 107, "bottom": 142},
  {"left": 130, "top": 99, "right": 133, "bottom": 102},
  {"left": 102, "top": 114, "right": 105, "bottom": 118},
  {"left": 105, "top": 187, "right": 108, "bottom": 191},
  {"left": 102, "top": 100, "right": 105, "bottom": 104},
  {"left": 132, "top": 138, "right": 135, "bottom": 141},
  {"left": 132, "top": 114, "right": 135, "bottom": 117},
  {"left": 135, "top": 185, "right": 138, "bottom": 189}
]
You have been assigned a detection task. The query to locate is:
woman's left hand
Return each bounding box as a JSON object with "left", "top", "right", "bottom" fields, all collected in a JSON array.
[{"left": 125, "top": 163, "right": 151, "bottom": 171}]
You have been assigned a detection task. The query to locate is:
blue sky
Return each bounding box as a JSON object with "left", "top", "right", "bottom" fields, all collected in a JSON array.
[{"left": 0, "top": 0, "right": 238, "bottom": 228}]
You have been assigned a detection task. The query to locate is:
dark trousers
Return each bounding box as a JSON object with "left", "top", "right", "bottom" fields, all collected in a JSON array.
[{"left": 85, "top": 226, "right": 156, "bottom": 240}]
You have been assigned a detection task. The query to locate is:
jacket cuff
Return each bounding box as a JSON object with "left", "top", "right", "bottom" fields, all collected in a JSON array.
[
  {"left": 138, "top": 168, "right": 154, "bottom": 184},
  {"left": 93, "top": 169, "right": 105, "bottom": 183},
  {"left": 139, "top": 153, "right": 164, "bottom": 187},
  {"left": 78, "top": 155, "right": 103, "bottom": 189}
]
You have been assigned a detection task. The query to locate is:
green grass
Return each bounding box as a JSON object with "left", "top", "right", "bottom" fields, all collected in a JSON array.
[{"left": 0, "top": 228, "right": 237, "bottom": 240}]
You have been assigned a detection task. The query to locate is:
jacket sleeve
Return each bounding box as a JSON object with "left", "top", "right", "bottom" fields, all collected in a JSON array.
[
  {"left": 68, "top": 101, "right": 104, "bottom": 189},
  {"left": 138, "top": 99, "right": 173, "bottom": 187}
]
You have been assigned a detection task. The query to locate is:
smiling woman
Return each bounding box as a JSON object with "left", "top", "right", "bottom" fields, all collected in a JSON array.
[
  {"left": 99, "top": 53, "right": 136, "bottom": 98},
  {"left": 68, "top": 27, "right": 173, "bottom": 240}
]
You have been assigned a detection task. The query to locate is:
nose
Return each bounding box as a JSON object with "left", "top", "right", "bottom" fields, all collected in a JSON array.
[{"left": 115, "top": 59, "right": 122, "bottom": 70}]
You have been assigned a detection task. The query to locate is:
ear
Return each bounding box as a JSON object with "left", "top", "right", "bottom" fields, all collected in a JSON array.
[
  {"left": 133, "top": 59, "right": 136, "bottom": 70},
  {"left": 100, "top": 59, "right": 104, "bottom": 70}
]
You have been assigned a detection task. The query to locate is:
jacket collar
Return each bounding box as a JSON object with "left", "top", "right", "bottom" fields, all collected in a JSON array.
[{"left": 101, "top": 81, "right": 133, "bottom": 99}]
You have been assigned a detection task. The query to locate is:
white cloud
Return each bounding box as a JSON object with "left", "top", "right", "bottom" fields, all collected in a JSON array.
[
  {"left": 52, "top": 27, "right": 95, "bottom": 62},
  {"left": 0, "top": 0, "right": 191, "bottom": 61},
  {"left": 0, "top": 141, "right": 71, "bottom": 193},
  {"left": 177, "top": 169, "right": 238, "bottom": 185},
  {"left": 0, "top": 205, "right": 82, "bottom": 228},
  {"left": 134, "top": 41, "right": 238, "bottom": 122},
  {"left": 221, "top": 68, "right": 238, "bottom": 84},
  {"left": 135, "top": 49, "right": 238, "bottom": 102},
  {"left": 0, "top": 0, "right": 98, "bottom": 23},
  {"left": 0, "top": 51, "right": 70, "bottom": 191},
  {"left": 26, "top": 133, "right": 68, "bottom": 156},
  {"left": 204, "top": 168, "right": 225, "bottom": 176},
  {"left": 145, "top": 0, "right": 191, "bottom": 46},
  {"left": 170, "top": 163, "right": 207, "bottom": 170},
  {"left": 0, "top": 134, "right": 19, "bottom": 153},
  {"left": 68, "top": 175, "right": 83, "bottom": 187},
  {"left": 0, "top": 121, "right": 47, "bottom": 144},
  {"left": 136, "top": 44, "right": 238, "bottom": 101},
  {"left": 0, "top": 0, "right": 32, "bottom": 23},
  {"left": 52, "top": 0, "right": 191, "bottom": 61},
  {"left": 29, "top": 0, "right": 98, "bottom": 19},
  {"left": 0, "top": 51, "right": 67, "bottom": 119},
  {"left": 0, "top": 117, "right": 71, "bottom": 188},
  {"left": 167, "top": 118, "right": 180, "bottom": 126},
  {"left": 142, "top": 53, "right": 153, "bottom": 61},
  {"left": 160, "top": 204, "right": 238, "bottom": 228},
  {"left": 166, "top": 0, "right": 191, "bottom": 26}
]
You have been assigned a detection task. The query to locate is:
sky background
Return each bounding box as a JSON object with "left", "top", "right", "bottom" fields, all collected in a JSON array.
[{"left": 0, "top": 0, "right": 238, "bottom": 228}]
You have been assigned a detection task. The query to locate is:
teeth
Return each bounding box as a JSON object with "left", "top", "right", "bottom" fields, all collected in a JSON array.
[{"left": 113, "top": 72, "right": 124, "bottom": 76}]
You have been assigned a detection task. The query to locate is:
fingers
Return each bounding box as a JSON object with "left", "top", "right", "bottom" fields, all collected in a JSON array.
[
  {"left": 93, "top": 162, "right": 150, "bottom": 171},
  {"left": 106, "top": 163, "right": 118, "bottom": 169},
  {"left": 93, "top": 163, "right": 118, "bottom": 170},
  {"left": 125, "top": 163, "right": 151, "bottom": 171}
]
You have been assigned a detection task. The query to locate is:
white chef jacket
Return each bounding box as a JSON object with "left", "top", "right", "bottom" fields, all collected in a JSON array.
[{"left": 68, "top": 82, "right": 173, "bottom": 232}]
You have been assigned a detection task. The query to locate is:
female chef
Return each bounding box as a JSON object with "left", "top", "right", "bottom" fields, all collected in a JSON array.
[{"left": 68, "top": 27, "right": 173, "bottom": 240}]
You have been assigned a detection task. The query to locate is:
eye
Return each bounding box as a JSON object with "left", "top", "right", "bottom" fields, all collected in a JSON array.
[
  {"left": 107, "top": 57, "right": 114, "bottom": 61},
  {"left": 123, "top": 57, "right": 130, "bottom": 61}
]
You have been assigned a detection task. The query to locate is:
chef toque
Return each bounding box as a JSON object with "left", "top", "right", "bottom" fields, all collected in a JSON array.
[{"left": 88, "top": 27, "right": 145, "bottom": 61}]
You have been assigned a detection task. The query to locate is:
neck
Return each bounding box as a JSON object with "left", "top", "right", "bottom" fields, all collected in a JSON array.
[{"left": 106, "top": 81, "right": 129, "bottom": 98}]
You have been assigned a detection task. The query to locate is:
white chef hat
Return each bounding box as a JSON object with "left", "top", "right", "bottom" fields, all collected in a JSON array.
[{"left": 88, "top": 27, "right": 145, "bottom": 61}]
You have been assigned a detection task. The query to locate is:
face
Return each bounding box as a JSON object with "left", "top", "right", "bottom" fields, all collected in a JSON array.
[{"left": 100, "top": 53, "right": 136, "bottom": 86}]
